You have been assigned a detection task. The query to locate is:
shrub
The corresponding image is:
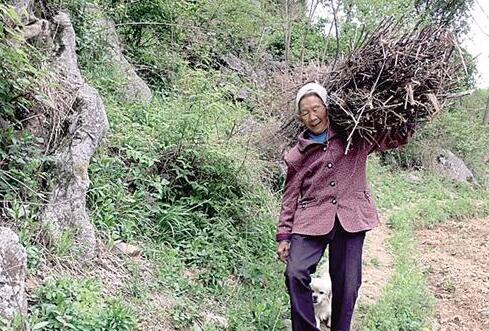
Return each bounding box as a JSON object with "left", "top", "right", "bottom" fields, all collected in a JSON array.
[{"left": 28, "top": 277, "right": 136, "bottom": 330}]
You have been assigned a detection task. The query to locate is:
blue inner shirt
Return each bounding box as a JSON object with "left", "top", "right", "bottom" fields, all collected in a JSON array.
[{"left": 307, "top": 130, "right": 328, "bottom": 144}]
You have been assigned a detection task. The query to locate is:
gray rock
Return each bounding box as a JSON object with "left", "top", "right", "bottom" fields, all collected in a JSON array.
[
  {"left": 51, "top": 12, "right": 83, "bottom": 87},
  {"left": 113, "top": 241, "right": 142, "bottom": 257},
  {"left": 220, "top": 53, "right": 259, "bottom": 82},
  {"left": 90, "top": 6, "right": 152, "bottom": 103},
  {"left": 236, "top": 116, "right": 263, "bottom": 136},
  {"left": 235, "top": 87, "right": 252, "bottom": 102},
  {"left": 41, "top": 12, "right": 108, "bottom": 262},
  {"left": 265, "top": 60, "right": 287, "bottom": 72},
  {"left": 23, "top": 19, "right": 50, "bottom": 41},
  {"left": 203, "top": 312, "right": 228, "bottom": 328},
  {"left": 427, "top": 148, "right": 477, "bottom": 185},
  {"left": 0, "top": 227, "right": 27, "bottom": 324}
]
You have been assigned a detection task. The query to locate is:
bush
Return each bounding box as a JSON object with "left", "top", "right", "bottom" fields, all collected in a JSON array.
[
  {"left": 0, "top": 4, "right": 41, "bottom": 120},
  {"left": 28, "top": 277, "right": 136, "bottom": 330}
]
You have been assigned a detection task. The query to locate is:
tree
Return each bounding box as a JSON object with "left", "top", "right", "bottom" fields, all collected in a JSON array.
[{"left": 414, "top": 0, "right": 475, "bottom": 36}]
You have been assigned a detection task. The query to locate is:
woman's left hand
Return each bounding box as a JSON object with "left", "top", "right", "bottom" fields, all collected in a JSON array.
[{"left": 277, "top": 240, "right": 290, "bottom": 263}]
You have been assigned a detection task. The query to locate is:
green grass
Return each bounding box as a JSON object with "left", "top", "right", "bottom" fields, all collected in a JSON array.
[{"left": 27, "top": 277, "right": 135, "bottom": 331}]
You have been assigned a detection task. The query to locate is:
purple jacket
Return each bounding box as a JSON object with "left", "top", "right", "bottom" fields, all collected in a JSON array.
[{"left": 276, "top": 125, "right": 415, "bottom": 242}]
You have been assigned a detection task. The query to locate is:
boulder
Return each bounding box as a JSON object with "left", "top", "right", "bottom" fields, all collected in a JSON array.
[
  {"left": 425, "top": 148, "right": 477, "bottom": 185},
  {"left": 41, "top": 12, "right": 108, "bottom": 262},
  {"left": 91, "top": 6, "right": 152, "bottom": 103},
  {"left": 220, "top": 53, "right": 255, "bottom": 77},
  {"left": 0, "top": 227, "right": 27, "bottom": 324},
  {"left": 203, "top": 312, "right": 228, "bottom": 329},
  {"left": 235, "top": 87, "right": 252, "bottom": 102}
]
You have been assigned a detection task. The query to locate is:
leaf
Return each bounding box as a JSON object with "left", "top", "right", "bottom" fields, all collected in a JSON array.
[{"left": 31, "top": 321, "right": 51, "bottom": 330}]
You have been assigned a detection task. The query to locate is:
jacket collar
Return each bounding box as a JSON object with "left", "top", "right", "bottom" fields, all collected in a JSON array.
[{"left": 297, "top": 125, "right": 338, "bottom": 152}]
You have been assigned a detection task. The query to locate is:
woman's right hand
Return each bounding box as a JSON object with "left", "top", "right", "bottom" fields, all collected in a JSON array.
[{"left": 277, "top": 240, "right": 290, "bottom": 263}]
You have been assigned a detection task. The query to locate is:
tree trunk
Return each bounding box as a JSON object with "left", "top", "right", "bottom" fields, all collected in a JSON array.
[{"left": 483, "top": 95, "right": 489, "bottom": 125}]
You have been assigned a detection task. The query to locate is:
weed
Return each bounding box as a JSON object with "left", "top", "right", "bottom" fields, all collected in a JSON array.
[{"left": 28, "top": 277, "right": 136, "bottom": 330}]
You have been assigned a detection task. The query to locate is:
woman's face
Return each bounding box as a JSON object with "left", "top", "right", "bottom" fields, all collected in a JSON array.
[{"left": 298, "top": 94, "right": 329, "bottom": 135}]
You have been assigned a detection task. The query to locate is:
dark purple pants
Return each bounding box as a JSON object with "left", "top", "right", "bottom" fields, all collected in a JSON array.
[{"left": 284, "top": 220, "right": 365, "bottom": 331}]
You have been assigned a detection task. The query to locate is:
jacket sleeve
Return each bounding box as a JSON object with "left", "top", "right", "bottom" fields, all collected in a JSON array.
[
  {"left": 367, "top": 122, "right": 417, "bottom": 154},
  {"left": 276, "top": 160, "right": 301, "bottom": 242}
]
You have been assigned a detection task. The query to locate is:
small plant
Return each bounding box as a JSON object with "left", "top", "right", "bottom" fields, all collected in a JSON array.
[{"left": 28, "top": 277, "right": 136, "bottom": 330}]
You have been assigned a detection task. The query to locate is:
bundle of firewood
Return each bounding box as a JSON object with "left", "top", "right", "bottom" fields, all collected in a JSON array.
[{"left": 280, "top": 18, "right": 466, "bottom": 150}]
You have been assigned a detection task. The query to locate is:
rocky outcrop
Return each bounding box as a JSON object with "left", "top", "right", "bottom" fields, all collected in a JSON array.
[
  {"left": 91, "top": 6, "right": 152, "bottom": 103},
  {"left": 41, "top": 12, "right": 108, "bottom": 262},
  {"left": 220, "top": 53, "right": 267, "bottom": 88},
  {"left": 424, "top": 148, "right": 477, "bottom": 185},
  {"left": 0, "top": 227, "right": 27, "bottom": 324}
]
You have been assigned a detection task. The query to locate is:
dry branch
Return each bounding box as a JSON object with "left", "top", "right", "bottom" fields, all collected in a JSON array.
[{"left": 282, "top": 18, "right": 466, "bottom": 148}]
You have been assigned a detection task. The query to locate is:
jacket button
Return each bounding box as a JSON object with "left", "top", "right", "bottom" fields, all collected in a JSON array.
[
  {"left": 330, "top": 181, "right": 336, "bottom": 187},
  {"left": 323, "top": 146, "right": 327, "bottom": 151},
  {"left": 327, "top": 162, "right": 333, "bottom": 168},
  {"left": 332, "top": 198, "right": 337, "bottom": 205}
]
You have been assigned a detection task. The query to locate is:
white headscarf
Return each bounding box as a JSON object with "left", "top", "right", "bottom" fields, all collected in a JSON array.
[{"left": 295, "top": 82, "right": 328, "bottom": 113}]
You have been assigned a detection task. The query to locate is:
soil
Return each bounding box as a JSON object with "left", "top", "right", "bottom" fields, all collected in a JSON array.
[
  {"left": 358, "top": 220, "right": 393, "bottom": 306},
  {"left": 349, "top": 219, "right": 394, "bottom": 331},
  {"left": 416, "top": 217, "right": 489, "bottom": 331}
]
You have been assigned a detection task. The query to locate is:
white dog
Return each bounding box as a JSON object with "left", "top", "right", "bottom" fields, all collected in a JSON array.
[{"left": 310, "top": 267, "right": 332, "bottom": 329}]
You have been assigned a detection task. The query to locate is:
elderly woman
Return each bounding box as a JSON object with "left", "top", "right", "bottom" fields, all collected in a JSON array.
[{"left": 276, "top": 82, "right": 415, "bottom": 331}]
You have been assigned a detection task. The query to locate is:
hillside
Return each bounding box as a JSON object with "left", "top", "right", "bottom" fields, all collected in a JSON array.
[{"left": 1, "top": 0, "right": 489, "bottom": 330}]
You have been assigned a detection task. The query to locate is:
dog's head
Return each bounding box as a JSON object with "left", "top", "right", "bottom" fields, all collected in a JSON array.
[{"left": 310, "top": 277, "right": 331, "bottom": 305}]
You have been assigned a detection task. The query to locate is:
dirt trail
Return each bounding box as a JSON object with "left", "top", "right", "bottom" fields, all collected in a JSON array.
[
  {"left": 416, "top": 217, "right": 489, "bottom": 331},
  {"left": 351, "top": 219, "right": 394, "bottom": 331},
  {"left": 358, "top": 220, "right": 393, "bottom": 305}
]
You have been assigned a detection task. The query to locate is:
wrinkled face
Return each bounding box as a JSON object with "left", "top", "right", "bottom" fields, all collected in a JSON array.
[
  {"left": 310, "top": 277, "right": 331, "bottom": 305},
  {"left": 298, "top": 94, "right": 329, "bottom": 135}
]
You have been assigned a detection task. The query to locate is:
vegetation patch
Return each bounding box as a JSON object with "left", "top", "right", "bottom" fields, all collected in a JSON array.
[{"left": 27, "top": 277, "right": 135, "bottom": 330}]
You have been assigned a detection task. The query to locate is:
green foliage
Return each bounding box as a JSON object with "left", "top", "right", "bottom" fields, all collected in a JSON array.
[
  {"left": 360, "top": 258, "right": 432, "bottom": 331},
  {"left": 28, "top": 277, "right": 136, "bottom": 330},
  {"left": 0, "top": 3, "right": 47, "bottom": 200},
  {"left": 267, "top": 19, "right": 336, "bottom": 63},
  {"left": 0, "top": 5, "right": 51, "bottom": 279},
  {"left": 0, "top": 4, "right": 46, "bottom": 201},
  {"left": 0, "top": 4, "right": 41, "bottom": 119},
  {"left": 79, "top": 0, "right": 276, "bottom": 88},
  {"left": 343, "top": 0, "right": 417, "bottom": 30},
  {"left": 415, "top": 0, "right": 475, "bottom": 36}
]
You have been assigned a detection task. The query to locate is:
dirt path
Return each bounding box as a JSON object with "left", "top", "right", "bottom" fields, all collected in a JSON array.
[
  {"left": 416, "top": 217, "right": 489, "bottom": 331},
  {"left": 350, "top": 220, "right": 394, "bottom": 331},
  {"left": 358, "top": 221, "right": 393, "bottom": 305}
]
